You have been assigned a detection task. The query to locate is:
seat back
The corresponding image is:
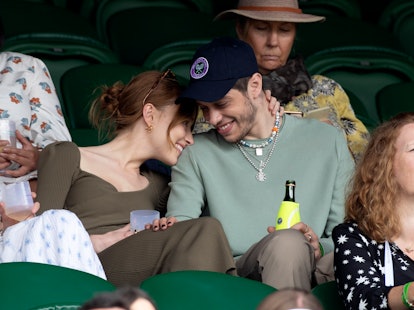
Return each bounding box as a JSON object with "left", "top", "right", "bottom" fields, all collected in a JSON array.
[
  {"left": 344, "top": 88, "right": 379, "bottom": 132},
  {"left": 140, "top": 270, "right": 276, "bottom": 310},
  {"left": 143, "top": 39, "right": 210, "bottom": 85},
  {"left": 379, "top": 0, "right": 414, "bottom": 57},
  {"left": 294, "top": 16, "right": 402, "bottom": 59},
  {"left": 312, "top": 280, "right": 345, "bottom": 310},
  {"left": 1, "top": 33, "right": 120, "bottom": 104},
  {"left": 299, "top": 0, "right": 362, "bottom": 19},
  {"left": 305, "top": 46, "right": 414, "bottom": 123},
  {"left": 0, "top": 262, "right": 115, "bottom": 309},
  {"left": 0, "top": 0, "right": 98, "bottom": 39},
  {"left": 95, "top": 0, "right": 235, "bottom": 65},
  {"left": 376, "top": 81, "right": 414, "bottom": 122},
  {"left": 60, "top": 63, "right": 145, "bottom": 144}
]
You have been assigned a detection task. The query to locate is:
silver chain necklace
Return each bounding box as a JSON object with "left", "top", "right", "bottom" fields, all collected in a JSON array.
[{"left": 236, "top": 130, "right": 279, "bottom": 182}]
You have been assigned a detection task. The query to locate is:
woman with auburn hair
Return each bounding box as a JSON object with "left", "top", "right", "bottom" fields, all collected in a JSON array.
[
  {"left": 333, "top": 112, "right": 414, "bottom": 309},
  {"left": 1, "top": 70, "right": 236, "bottom": 286}
]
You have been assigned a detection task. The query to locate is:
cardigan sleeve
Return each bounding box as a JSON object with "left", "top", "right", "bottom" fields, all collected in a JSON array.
[{"left": 36, "top": 141, "right": 79, "bottom": 213}]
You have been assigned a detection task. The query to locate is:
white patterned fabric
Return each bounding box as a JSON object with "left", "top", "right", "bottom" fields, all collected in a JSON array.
[
  {"left": 0, "top": 51, "right": 71, "bottom": 183},
  {"left": 0, "top": 209, "right": 106, "bottom": 279}
]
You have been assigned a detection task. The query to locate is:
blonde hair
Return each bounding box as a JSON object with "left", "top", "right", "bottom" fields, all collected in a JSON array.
[{"left": 345, "top": 112, "right": 414, "bottom": 241}]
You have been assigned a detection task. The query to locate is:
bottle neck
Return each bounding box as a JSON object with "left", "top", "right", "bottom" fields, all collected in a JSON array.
[{"left": 284, "top": 185, "right": 295, "bottom": 202}]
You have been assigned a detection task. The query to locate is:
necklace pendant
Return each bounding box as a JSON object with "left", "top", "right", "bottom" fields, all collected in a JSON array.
[
  {"left": 256, "top": 170, "right": 266, "bottom": 182},
  {"left": 255, "top": 148, "right": 263, "bottom": 156}
]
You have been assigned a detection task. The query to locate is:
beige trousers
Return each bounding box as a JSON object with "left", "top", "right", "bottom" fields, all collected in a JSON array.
[{"left": 236, "top": 229, "right": 334, "bottom": 290}]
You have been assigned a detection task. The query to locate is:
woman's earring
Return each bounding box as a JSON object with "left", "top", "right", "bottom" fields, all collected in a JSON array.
[{"left": 145, "top": 124, "right": 153, "bottom": 133}]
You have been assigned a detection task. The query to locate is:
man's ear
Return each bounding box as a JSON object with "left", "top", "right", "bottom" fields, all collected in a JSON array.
[{"left": 248, "top": 73, "right": 263, "bottom": 99}]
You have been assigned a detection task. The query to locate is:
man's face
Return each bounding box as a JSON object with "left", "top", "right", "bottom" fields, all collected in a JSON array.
[{"left": 198, "top": 89, "right": 257, "bottom": 143}]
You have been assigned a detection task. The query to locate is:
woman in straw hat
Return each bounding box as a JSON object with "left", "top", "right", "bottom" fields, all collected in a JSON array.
[{"left": 215, "top": 0, "right": 370, "bottom": 163}]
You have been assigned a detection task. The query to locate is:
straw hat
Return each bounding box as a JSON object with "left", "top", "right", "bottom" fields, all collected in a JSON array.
[{"left": 215, "top": 0, "right": 325, "bottom": 23}]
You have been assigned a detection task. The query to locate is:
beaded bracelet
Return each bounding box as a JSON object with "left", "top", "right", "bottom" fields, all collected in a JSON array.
[{"left": 402, "top": 282, "right": 414, "bottom": 309}]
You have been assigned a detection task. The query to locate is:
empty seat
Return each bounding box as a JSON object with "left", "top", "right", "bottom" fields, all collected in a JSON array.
[
  {"left": 379, "top": 0, "right": 414, "bottom": 58},
  {"left": 0, "top": 262, "right": 115, "bottom": 309},
  {"left": 305, "top": 46, "right": 414, "bottom": 123},
  {"left": 376, "top": 81, "right": 414, "bottom": 122},
  {"left": 312, "top": 281, "right": 345, "bottom": 310},
  {"left": 95, "top": 0, "right": 235, "bottom": 65},
  {"left": 140, "top": 270, "right": 276, "bottom": 310},
  {"left": 299, "top": 0, "right": 362, "bottom": 19},
  {"left": 294, "top": 16, "right": 402, "bottom": 59},
  {"left": 0, "top": 0, "right": 98, "bottom": 40}
]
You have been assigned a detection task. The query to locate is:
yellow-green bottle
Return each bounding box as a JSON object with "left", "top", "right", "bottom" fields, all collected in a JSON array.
[{"left": 275, "top": 180, "right": 301, "bottom": 230}]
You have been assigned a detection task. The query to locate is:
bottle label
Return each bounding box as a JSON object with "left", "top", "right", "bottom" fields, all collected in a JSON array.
[{"left": 275, "top": 201, "right": 301, "bottom": 230}]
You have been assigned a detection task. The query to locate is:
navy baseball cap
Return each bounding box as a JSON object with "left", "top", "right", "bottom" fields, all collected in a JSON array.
[{"left": 177, "top": 37, "right": 258, "bottom": 103}]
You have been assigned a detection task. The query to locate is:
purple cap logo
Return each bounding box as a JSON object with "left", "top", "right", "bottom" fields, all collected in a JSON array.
[{"left": 190, "top": 57, "right": 209, "bottom": 79}]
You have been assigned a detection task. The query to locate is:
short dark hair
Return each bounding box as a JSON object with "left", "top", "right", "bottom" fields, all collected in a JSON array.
[{"left": 79, "top": 286, "right": 156, "bottom": 310}]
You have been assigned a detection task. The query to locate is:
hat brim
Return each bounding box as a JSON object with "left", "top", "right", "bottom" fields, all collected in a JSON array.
[
  {"left": 215, "top": 9, "right": 325, "bottom": 23},
  {"left": 178, "top": 78, "right": 239, "bottom": 103}
]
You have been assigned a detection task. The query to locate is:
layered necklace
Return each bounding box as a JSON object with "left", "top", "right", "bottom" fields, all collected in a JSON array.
[{"left": 236, "top": 112, "right": 280, "bottom": 182}]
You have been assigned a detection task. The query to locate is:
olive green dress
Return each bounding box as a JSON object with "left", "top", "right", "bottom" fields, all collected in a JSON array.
[{"left": 36, "top": 142, "right": 235, "bottom": 286}]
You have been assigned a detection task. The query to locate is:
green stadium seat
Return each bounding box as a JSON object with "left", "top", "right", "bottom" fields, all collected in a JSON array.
[
  {"left": 376, "top": 81, "right": 414, "bottom": 122},
  {"left": 140, "top": 270, "right": 276, "bottom": 310},
  {"left": 299, "top": 0, "right": 362, "bottom": 19},
  {"left": 305, "top": 46, "right": 414, "bottom": 124},
  {"left": 0, "top": 262, "right": 115, "bottom": 309},
  {"left": 312, "top": 280, "right": 345, "bottom": 310},
  {"left": 95, "top": 0, "right": 235, "bottom": 65},
  {"left": 379, "top": 0, "right": 414, "bottom": 58}
]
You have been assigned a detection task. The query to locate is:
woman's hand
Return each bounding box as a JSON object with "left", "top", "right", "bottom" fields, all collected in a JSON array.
[
  {"left": 264, "top": 89, "right": 284, "bottom": 117},
  {"left": 90, "top": 224, "right": 134, "bottom": 254},
  {"left": 0, "top": 130, "right": 40, "bottom": 177},
  {"left": 145, "top": 216, "right": 177, "bottom": 231}
]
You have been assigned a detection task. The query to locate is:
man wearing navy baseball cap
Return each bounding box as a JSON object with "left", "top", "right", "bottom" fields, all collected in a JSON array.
[{"left": 167, "top": 37, "right": 354, "bottom": 290}]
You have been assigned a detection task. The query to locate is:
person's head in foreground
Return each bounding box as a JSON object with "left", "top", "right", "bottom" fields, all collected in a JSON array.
[
  {"left": 345, "top": 112, "right": 414, "bottom": 241},
  {"left": 79, "top": 287, "right": 157, "bottom": 310},
  {"left": 89, "top": 70, "right": 198, "bottom": 166},
  {"left": 178, "top": 36, "right": 277, "bottom": 143},
  {"left": 257, "top": 288, "right": 323, "bottom": 310},
  {"left": 215, "top": 0, "right": 325, "bottom": 75}
]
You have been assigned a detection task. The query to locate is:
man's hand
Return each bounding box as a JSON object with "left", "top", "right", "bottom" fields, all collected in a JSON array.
[{"left": 267, "top": 221, "right": 321, "bottom": 260}]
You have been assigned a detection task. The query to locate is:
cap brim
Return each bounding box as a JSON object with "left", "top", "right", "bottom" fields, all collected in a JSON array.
[
  {"left": 178, "top": 78, "right": 238, "bottom": 103},
  {"left": 215, "top": 10, "right": 325, "bottom": 23}
]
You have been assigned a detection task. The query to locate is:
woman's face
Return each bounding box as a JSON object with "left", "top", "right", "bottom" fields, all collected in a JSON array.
[
  {"left": 152, "top": 104, "right": 194, "bottom": 166},
  {"left": 393, "top": 123, "right": 414, "bottom": 200},
  {"left": 237, "top": 19, "right": 296, "bottom": 75}
]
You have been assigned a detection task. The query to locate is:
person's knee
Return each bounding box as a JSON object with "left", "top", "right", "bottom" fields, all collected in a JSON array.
[{"left": 262, "top": 229, "right": 311, "bottom": 259}]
